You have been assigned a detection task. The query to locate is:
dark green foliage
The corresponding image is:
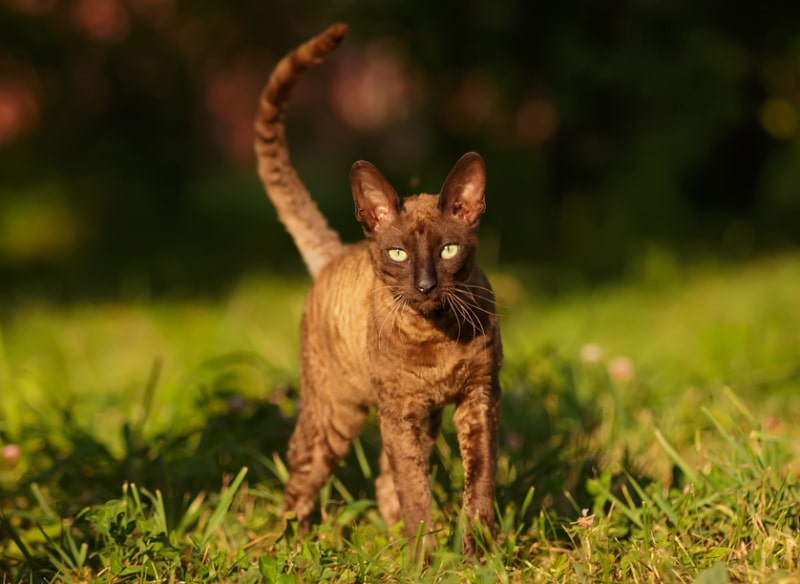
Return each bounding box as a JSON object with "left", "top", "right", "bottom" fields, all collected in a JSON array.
[{"left": 2, "top": 1, "right": 800, "bottom": 301}]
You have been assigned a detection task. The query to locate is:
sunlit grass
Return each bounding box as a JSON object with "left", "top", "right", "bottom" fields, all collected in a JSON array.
[{"left": 1, "top": 254, "right": 799, "bottom": 582}]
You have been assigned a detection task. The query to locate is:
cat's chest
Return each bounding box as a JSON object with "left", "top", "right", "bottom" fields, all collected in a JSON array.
[{"left": 367, "top": 311, "right": 494, "bottom": 403}]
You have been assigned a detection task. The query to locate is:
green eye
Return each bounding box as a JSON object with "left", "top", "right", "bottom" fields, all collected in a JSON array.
[
  {"left": 440, "top": 243, "right": 460, "bottom": 260},
  {"left": 388, "top": 248, "right": 408, "bottom": 262}
]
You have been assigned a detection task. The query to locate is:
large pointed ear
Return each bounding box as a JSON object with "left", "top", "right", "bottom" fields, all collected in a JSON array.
[
  {"left": 351, "top": 160, "right": 401, "bottom": 232},
  {"left": 437, "top": 152, "right": 486, "bottom": 226}
]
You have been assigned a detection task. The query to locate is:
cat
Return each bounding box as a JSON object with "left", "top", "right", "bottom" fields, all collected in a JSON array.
[{"left": 253, "top": 22, "right": 502, "bottom": 556}]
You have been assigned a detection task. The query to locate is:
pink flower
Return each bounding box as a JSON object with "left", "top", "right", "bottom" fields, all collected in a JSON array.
[
  {"left": 505, "top": 432, "right": 524, "bottom": 451},
  {"left": 2, "top": 444, "right": 21, "bottom": 467},
  {"left": 607, "top": 356, "right": 635, "bottom": 382},
  {"left": 226, "top": 395, "right": 247, "bottom": 414},
  {"left": 576, "top": 508, "right": 595, "bottom": 528}
]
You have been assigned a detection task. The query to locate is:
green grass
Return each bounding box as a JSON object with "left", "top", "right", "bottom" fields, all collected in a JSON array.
[{"left": 1, "top": 255, "right": 799, "bottom": 583}]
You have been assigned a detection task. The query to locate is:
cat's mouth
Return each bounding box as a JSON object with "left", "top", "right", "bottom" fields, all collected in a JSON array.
[
  {"left": 406, "top": 287, "right": 491, "bottom": 331},
  {"left": 382, "top": 287, "right": 444, "bottom": 316},
  {"left": 405, "top": 293, "right": 446, "bottom": 316}
]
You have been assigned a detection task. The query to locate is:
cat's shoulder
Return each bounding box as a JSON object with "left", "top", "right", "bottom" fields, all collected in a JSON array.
[{"left": 314, "top": 241, "right": 372, "bottom": 284}]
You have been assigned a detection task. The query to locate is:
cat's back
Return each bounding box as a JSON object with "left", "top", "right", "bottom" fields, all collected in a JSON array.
[
  {"left": 301, "top": 243, "right": 375, "bottom": 404},
  {"left": 301, "top": 242, "right": 374, "bottom": 397}
]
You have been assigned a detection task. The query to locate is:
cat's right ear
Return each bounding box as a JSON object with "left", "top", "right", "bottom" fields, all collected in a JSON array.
[{"left": 350, "top": 161, "right": 401, "bottom": 232}]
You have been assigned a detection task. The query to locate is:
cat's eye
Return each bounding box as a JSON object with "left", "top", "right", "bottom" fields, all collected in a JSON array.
[
  {"left": 387, "top": 248, "right": 408, "bottom": 262},
  {"left": 440, "top": 243, "right": 460, "bottom": 260}
]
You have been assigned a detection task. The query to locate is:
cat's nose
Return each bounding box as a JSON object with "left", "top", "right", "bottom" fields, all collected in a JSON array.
[{"left": 415, "top": 277, "right": 437, "bottom": 294}]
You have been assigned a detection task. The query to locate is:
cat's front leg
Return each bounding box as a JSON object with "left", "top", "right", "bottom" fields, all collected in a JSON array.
[
  {"left": 377, "top": 404, "right": 440, "bottom": 555},
  {"left": 454, "top": 380, "right": 500, "bottom": 555},
  {"left": 376, "top": 408, "right": 443, "bottom": 531}
]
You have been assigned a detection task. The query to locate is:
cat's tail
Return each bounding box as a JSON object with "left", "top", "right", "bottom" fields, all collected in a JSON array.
[{"left": 254, "top": 23, "right": 347, "bottom": 279}]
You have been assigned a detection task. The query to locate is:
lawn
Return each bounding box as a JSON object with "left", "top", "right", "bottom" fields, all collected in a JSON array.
[{"left": 1, "top": 254, "right": 799, "bottom": 582}]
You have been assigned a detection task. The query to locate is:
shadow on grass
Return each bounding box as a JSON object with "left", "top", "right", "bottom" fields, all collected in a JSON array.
[
  {"left": 0, "top": 352, "right": 299, "bottom": 577},
  {"left": 0, "top": 345, "right": 648, "bottom": 579}
]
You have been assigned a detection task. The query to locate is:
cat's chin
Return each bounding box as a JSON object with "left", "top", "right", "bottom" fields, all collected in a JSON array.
[{"left": 407, "top": 297, "right": 447, "bottom": 317}]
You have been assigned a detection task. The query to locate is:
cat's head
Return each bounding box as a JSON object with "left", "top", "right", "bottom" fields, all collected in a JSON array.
[{"left": 350, "top": 152, "right": 487, "bottom": 315}]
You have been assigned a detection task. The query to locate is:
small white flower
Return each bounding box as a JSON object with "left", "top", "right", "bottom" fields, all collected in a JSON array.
[{"left": 580, "top": 343, "right": 604, "bottom": 364}]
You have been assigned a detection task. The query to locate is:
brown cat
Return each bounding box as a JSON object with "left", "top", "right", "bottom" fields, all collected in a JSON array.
[{"left": 253, "top": 23, "right": 502, "bottom": 556}]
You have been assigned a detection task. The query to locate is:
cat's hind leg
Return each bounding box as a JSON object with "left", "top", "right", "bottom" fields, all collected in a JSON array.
[
  {"left": 375, "top": 449, "right": 401, "bottom": 527},
  {"left": 282, "top": 393, "right": 367, "bottom": 532}
]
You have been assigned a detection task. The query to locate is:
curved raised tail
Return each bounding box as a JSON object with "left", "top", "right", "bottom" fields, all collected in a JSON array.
[{"left": 254, "top": 23, "right": 348, "bottom": 278}]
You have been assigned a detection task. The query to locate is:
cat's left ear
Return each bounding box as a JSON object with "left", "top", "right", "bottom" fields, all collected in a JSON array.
[
  {"left": 351, "top": 160, "right": 401, "bottom": 232},
  {"left": 438, "top": 152, "right": 486, "bottom": 226}
]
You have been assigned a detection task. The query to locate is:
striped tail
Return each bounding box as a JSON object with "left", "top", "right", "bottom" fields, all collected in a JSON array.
[{"left": 253, "top": 23, "right": 348, "bottom": 278}]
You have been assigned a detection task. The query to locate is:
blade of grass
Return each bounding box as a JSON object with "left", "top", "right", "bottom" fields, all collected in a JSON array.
[
  {"left": 36, "top": 521, "right": 81, "bottom": 573},
  {"left": 0, "top": 328, "right": 21, "bottom": 438},
  {"left": 30, "top": 483, "right": 58, "bottom": 521},
  {"left": 654, "top": 429, "right": 703, "bottom": 487},
  {"left": 64, "top": 527, "right": 88, "bottom": 571},
  {"left": 623, "top": 469, "right": 680, "bottom": 527},
  {"left": 0, "top": 510, "right": 33, "bottom": 561},
  {"left": 139, "top": 357, "right": 162, "bottom": 432},
  {"left": 200, "top": 466, "right": 248, "bottom": 547},
  {"left": 722, "top": 386, "right": 758, "bottom": 427},
  {"left": 175, "top": 491, "right": 206, "bottom": 539},
  {"left": 585, "top": 478, "right": 643, "bottom": 529},
  {"left": 335, "top": 499, "right": 374, "bottom": 526},
  {"left": 701, "top": 408, "right": 760, "bottom": 471},
  {"left": 142, "top": 487, "right": 168, "bottom": 535},
  {"left": 264, "top": 452, "right": 289, "bottom": 484},
  {"left": 330, "top": 475, "right": 355, "bottom": 504},
  {"left": 351, "top": 436, "right": 372, "bottom": 481}
]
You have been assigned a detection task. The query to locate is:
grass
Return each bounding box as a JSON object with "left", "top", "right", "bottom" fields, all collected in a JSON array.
[{"left": 1, "top": 254, "right": 799, "bottom": 582}]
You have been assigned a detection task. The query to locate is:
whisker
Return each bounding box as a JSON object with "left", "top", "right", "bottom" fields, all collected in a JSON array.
[
  {"left": 454, "top": 282, "right": 495, "bottom": 298},
  {"left": 460, "top": 301, "right": 486, "bottom": 340},
  {"left": 459, "top": 283, "right": 495, "bottom": 294},
  {"left": 446, "top": 291, "right": 486, "bottom": 340},
  {"left": 444, "top": 295, "right": 463, "bottom": 343},
  {"left": 452, "top": 285, "right": 499, "bottom": 318},
  {"left": 369, "top": 284, "right": 404, "bottom": 297},
  {"left": 372, "top": 285, "right": 407, "bottom": 348},
  {"left": 376, "top": 299, "right": 401, "bottom": 348},
  {"left": 459, "top": 300, "right": 498, "bottom": 319},
  {"left": 456, "top": 282, "right": 510, "bottom": 311}
]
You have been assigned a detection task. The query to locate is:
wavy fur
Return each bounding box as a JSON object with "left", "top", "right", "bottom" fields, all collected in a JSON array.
[{"left": 253, "top": 23, "right": 348, "bottom": 278}]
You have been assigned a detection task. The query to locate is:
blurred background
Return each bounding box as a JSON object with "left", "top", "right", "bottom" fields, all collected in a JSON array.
[{"left": 1, "top": 0, "right": 799, "bottom": 303}]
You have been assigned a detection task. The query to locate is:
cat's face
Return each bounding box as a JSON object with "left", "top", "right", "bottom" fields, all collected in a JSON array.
[
  {"left": 351, "top": 153, "right": 486, "bottom": 314},
  {"left": 368, "top": 194, "right": 479, "bottom": 313}
]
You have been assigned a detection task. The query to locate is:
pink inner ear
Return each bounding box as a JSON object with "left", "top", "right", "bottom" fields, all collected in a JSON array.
[
  {"left": 437, "top": 152, "right": 487, "bottom": 225},
  {"left": 446, "top": 189, "right": 486, "bottom": 225},
  {"left": 351, "top": 159, "right": 401, "bottom": 231},
  {"left": 373, "top": 206, "right": 390, "bottom": 223}
]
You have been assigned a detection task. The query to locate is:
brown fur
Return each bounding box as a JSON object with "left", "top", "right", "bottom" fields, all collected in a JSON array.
[
  {"left": 253, "top": 23, "right": 502, "bottom": 556},
  {"left": 253, "top": 22, "right": 347, "bottom": 277}
]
